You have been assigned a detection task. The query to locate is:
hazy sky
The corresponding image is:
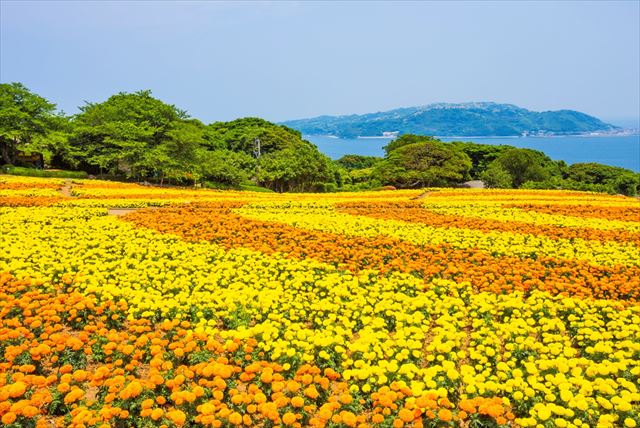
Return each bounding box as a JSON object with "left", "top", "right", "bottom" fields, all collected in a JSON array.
[{"left": 1, "top": 1, "right": 639, "bottom": 124}]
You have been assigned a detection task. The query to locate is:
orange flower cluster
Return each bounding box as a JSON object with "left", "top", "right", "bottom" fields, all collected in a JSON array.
[
  {"left": 371, "top": 388, "right": 514, "bottom": 427},
  {"left": 0, "top": 196, "right": 65, "bottom": 207},
  {"left": 426, "top": 190, "right": 623, "bottom": 198},
  {"left": 0, "top": 182, "right": 61, "bottom": 190},
  {"left": 336, "top": 201, "right": 640, "bottom": 246},
  {"left": 75, "top": 193, "right": 206, "bottom": 200},
  {"left": 507, "top": 203, "right": 640, "bottom": 223},
  {"left": 123, "top": 203, "right": 640, "bottom": 301},
  {"left": 0, "top": 273, "right": 515, "bottom": 428}
]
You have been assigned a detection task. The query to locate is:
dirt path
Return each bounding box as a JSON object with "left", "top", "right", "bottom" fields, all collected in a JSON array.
[
  {"left": 411, "top": 191, "right": 431, "bottom": 200},
  {"left": 108, "top": 208, "right": 141, "bottom": 216},
  {"left": 58, "top": 180, "right": 148, "bottom": 217},
  {"left": 60, "top": 179, "right": 73, "bottom": 197},
  {"left": 108, "top": 207, "right": 159, "bottom": 216}
]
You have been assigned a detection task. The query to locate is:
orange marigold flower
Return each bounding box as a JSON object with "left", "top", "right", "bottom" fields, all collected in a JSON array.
[
  {"left": 291, "top": 396, "right": 305, "bottom": 408},
  {"left": 282, "top": 412, "right": 297, "bottom": 425},
  {"left": 398, "top": 408, "right": 414, "bottom": 423},
  {"left": 151, "top": 408, "right": 164, "bottom": 421},
  {"left": 341, "top": 411, "right": 357, "bottom": 427},
  {"left": 372, "top": 413, "right": 385, "bottom": 423},
  {"left": 437, "top": 409, "right": 453, "bottom": 422},
  {"left": 2, "top": 412, "right": 17, "bottom": 424},
  {"left": 20, "top": 405, "right": 40, "bottom": 418},
  {"left": 228, "top": 411, "right": 243, "bottom": 426},
  {"left": 8, "top": 381, "right": 27, "bottom": 398},
  {"left": 304, "top": 386, "right": 319, "bottom": 399},
  {"left": 64, "top": 388, "right": 85, "bottom": 404},
  {"left": 167, "top": 410, "right": 187, "bottom": 426}
]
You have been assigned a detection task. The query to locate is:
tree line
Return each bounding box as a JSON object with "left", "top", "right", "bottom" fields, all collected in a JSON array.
[
  {"left": 1, "top": 82, "right": 638, "bottom": 195},
  {"left": 0, "top": 83, "right": 337, "bottom": 192},
  {"left": 338, "top": 135, "right": 640, "bottom": 196}
]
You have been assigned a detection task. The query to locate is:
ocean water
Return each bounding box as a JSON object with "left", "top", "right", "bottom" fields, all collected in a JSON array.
[{"left": 306, "top": 135, "right": 640, "bottom": 172}]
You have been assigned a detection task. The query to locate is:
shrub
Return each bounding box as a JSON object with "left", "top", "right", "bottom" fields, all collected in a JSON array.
[{"left": 1, "top": 165, "right": 88, "bottom": 179}]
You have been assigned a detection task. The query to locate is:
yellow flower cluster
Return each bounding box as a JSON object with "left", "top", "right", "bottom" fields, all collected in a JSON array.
[
  {"left": 423, "top": 203, "right": 640, "bottom": 232},
  {"left": 0, "top": 176, "right": 639, "bottom": 427},
  {"left": 235, "top": 203, "right": 640, "bottom": 267}
]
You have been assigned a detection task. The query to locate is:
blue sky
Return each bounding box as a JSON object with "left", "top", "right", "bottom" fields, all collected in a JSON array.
[{"left": 1, "top": 1, "right": 639, "bottom": 125}]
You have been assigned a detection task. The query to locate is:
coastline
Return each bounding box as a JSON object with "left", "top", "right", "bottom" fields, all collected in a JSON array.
[
  {"left": 307, "top": 133, "right": 640, "bottom": 140},
  {"left": 305, "top": 134, "right": 640, "bottom": 171}
]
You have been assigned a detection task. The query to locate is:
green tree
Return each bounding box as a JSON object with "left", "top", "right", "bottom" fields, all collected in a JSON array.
[
  {"left": 566, "top": 162, "right": 627, "bottom": 184},
  {"left": 335, "top": 155, "right": 382, "bottom": 170},
  {"left": 137, "top": 120, "right": 205, "bottom": 184},
  {"left": 199, "top": 150, "right": 255, "bottom": 186},
  {"left": 383, "top": 134, "right": 441, "bottom": 155},
  {"left": 69, "top": 90, "right": 187, "bottom": 177},
  {"left": 480, "top": 162, "right": 514, "bottom": 188},
  {"left": 564, "top": 163, "right": 640, "bottom": 196},
  {"left": 206, "top": 118, "right": 304, "bottom": 155},
  {"left": 612, "top": 173, "right": 640, "bottom": 196},
  {"left": 256, "top": 142, "right": 334, "bottom": 192},
  {"left": 375, "top": 141, "right": 471, "bottom": 188},
  {"left": 0, "top": 82, "right": 60, "bottom": 165},
  {"left": 450, "top": 141, "right": 510, "bottom": 178},
  {"left": 485, "top": 148, "right": 560, "bottom": 188}
]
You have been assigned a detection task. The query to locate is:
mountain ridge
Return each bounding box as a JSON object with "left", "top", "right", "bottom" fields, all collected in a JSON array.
[{"left": 281, "top": 102, "right": 621, "bottom": 138}]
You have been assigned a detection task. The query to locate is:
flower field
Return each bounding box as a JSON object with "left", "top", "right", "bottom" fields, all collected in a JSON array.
[{"left": 1, "top": 175, "right": 639, "bottom": 428}]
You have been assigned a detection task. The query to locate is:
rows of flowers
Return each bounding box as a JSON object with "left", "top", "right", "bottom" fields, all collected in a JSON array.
[
  {"left": 234, "top": 203, "right": 639, "bottom": 267},
  {"left": 1, "top": 176, "right": 639, "bottom": 427},
  {"left": 123, "top": 203, "right": 640, "bottom": 301},
  {"left": 335, "top": 201, "right": 640, "bottom": 245},
  {"left": 505, "top": 204, "right": 640, "bottom": 223}
]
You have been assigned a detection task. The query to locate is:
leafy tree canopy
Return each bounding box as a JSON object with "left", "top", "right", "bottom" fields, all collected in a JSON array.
[
  {"left": 256, "top": 141, "right": 335, "bottom": 192},
  {"left": 69, "top": 90, "right": 198, "bottom": 178},
  {"left": 207, "top": 118, "right": 304, "bottom": 155},
  {"left": 0, "top": 82, "right": 61, "bottom": 164},
  {"left": 482, "top": 148, "right": 560, "bottom": 188},
  {"left": 565, "top": 163, "right": 633, "bottom": 185},
  {"left": 564, "top": 163, "right": 640, "bottom": 196},
  {"left": 450, "top": 141, "right": 511, "bottom": 178},
  {"left": 3, "top": 84, "right": 636, "bottom": 195},
  {"left": 383, "top": 134, "right": 441, "bottom": 155},
  {"left": 335, "top": 155, "right": 382, "bottom": 170},
  {"left": 376, "top": 140, "right": 472, "bottom": 188}
]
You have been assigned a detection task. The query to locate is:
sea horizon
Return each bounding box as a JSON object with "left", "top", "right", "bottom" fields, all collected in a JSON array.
[{"left": 306, "top": 133, "right": 640, "bottom": 172}]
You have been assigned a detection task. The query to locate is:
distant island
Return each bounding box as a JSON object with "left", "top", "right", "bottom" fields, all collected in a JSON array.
[{"left": 281, "top": 102, "right": 624, "bottom": 138}]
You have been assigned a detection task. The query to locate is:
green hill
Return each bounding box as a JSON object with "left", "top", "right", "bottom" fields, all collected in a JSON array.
[{"left": 281, "top": 102, "right": 619, "bottom": 138}]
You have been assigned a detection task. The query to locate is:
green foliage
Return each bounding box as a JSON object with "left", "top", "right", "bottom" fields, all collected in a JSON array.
[
  {"left": 281, "top": 102, "right": 618, "bottom": 138},
  {"left": 207, "top": 117, "right": 303, "bottom": 155},
  {"left": 348, "top": 167, "right": 377, "bottom": 184},
  {"left": 199, "top": 150, "right": 255, "bottom": 186},
  {"left": 480, "top": 162, "right": 514, "bottom": 188},
  {"left": 1, "top": 165, "right": 88, "bottom": 179},
  {"left": 566, "top": 162, "right": 632, "bottom": 185},
  {"left": 450, "top": 141, "right": 510, "bottom": 178},
  {"left": 483, "top": 148, "right": 560, "bottom": 188},
  {"left": 519, "top": 163, "right": 640, "bottom": 196},
  {"left": 3, "top": 84, "right": 636, "bottom": 195},
  {"left": 612, "top": 173, "right": 640, "bottom": 196},
  {"left": 256, "top": 142, "right": 334, "bottom": 192},
  {"left": 383, "top": 134, "right": 441, "bottom": 155},
  {"left": 0, "top": 82, "right": 63, "bottom": 165},
  {"left": 64, "top": 92, "right": 338, "bottom": 191},
  {"left": 561, "top": 163, "right": 640, "bottom": 196},
  {"left": 335, "top": 154, "right": 382, "bottom": 170},
  {"left": 376, "top": 140, "right": 472, "bottom": 188},
  {"left": 205, "top": 118, "right": 336, "bottom": 192},
  {"left": 138, "top": 120, "right": 206, "bottom": 184},
  {"left": 239, "top": 183, "right": 275, "bottom": 193},
  {"left": 69, "top": 90, "right": 189, "bottom": 178}
]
